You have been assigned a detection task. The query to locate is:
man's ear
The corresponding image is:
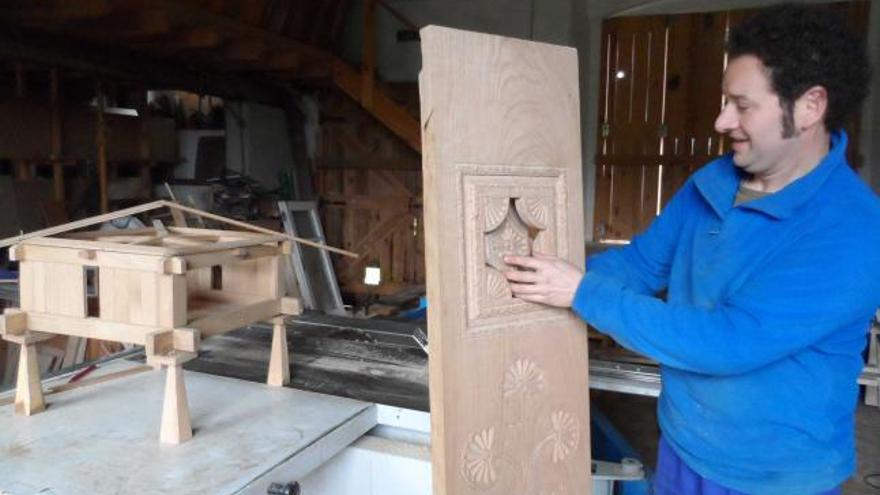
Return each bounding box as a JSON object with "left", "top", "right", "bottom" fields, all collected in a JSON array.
[{"left": 794, "top": 85, "right": 828, "bottom": 131}]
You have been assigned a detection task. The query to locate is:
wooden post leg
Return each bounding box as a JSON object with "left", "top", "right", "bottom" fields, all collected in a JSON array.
[
  {"left": 14, "top": 342, "right": 45, "bottom": 416},
  {"left": 159, "top": 364, "right": 192, "bottom": 444},
  {"left": 267, "top": 318, "right": 290, "bottom": 387}
]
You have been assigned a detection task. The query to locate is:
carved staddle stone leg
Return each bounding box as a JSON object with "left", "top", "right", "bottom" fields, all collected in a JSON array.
[
  {"left": 160, "top": 364, "right": 192, "bottom": 444},
  {"left": 267, "top": 317, "right": 290, "bottom": 387},
  {"left": 14, "top": 342, "right": 45, "bottom": 416}
]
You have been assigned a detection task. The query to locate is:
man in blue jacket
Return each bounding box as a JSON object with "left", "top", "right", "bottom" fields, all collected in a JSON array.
[{"left": 504, "top": 4, "right": 878, "bottom": 495}]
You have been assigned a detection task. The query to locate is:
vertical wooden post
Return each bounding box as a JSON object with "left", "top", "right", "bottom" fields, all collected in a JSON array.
[
  {"left": 14, "top": 342, "right": 46, "bottom": 416},
  {"left": 95, "top": 81, "right": 109, "bottom": 213},
  {"left": 50, "top": 68, "right": 64, "bottom": 202},
  {"left": 13, "top": 62, "right": 30, "bottom": 181},
  {"left": 266, "top": 316, "right": 290, "bottom": 387},
  {"left": 138, "top": 87, "right": 153, "bottom": 201},
  {"left": 361, "top": 0, "right": 376, "bottom": 109},
  {"left": 159, "top": 364, "right": 192, "bottom": 444}
]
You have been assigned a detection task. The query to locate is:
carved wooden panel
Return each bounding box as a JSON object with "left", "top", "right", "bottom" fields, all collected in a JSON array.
[
  {"left": 461, "top": 166, "right": 568, "bottom": 331},
  {"left": 421, "top": 26, "right": 591, "bottom": 495}
]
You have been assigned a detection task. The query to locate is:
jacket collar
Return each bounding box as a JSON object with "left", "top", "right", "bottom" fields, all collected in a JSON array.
[{"left": 692, "top": 130, "right": 848, "bottom": 220}]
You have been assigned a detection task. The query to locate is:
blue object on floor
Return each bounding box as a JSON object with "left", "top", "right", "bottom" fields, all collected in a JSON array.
[
  {"left": 591, "top": 404, "right": 652, "bottom": 495},
  {"left": 399, "top": 295, "right": 427, "bottom": 320}
]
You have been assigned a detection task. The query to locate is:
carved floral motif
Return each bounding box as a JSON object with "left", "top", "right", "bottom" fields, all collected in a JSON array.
[
  {"left": 484, "top": 203, "right": 531, "bottom": 272},
  {"left": 484, "top": 197, "right": 511, "bottom": 232},
  {"left": 514, "top": 197, "right": 550, "bottom": 230},
  {"left": 462, "top": 427, "right": 498, "bottom": 487},
  {"left": 547, "top": 410, "right": 579, "bottom": 464},
  {"left": 502, "top": 358, "right": 546, "bottom": 398},
  {"left": 458, "top": 353, "right": 582, "bottom": 492},
  {"left": 486, "top": 269, "right": 511, "bottom": 299}
]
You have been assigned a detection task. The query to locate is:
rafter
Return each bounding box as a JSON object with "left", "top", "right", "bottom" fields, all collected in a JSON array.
[{"left": 2, "top": 0, "right": 115, "bottom": 23}]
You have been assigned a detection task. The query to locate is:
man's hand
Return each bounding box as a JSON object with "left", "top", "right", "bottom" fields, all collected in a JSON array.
[{"left": 503, "top": 252, "right": 584, "bottom": 308}]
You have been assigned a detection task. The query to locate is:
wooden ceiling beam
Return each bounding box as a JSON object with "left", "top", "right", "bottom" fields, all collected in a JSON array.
[
  {"left": 329, "top": 0, "right": 351, "bottom": 46},
  {"left": 71, "top": 9, "right": 173, "bottom": 39},
  {"left": 125, "top": 26, "right": 226, "bottom": 57},
  {"left": 0, "top": 0, "right": 351, "bottom": 102},
  {"left": 0, "top": 22, "right": 289, "bottom": 105},
  {"left": 224, "top": 40, "right": 266, "bottom": 62},
  {"left": 143, "top": 0, "right": 332, "bottom": 63},
  {"left": 2, "top": 0, "right": 115, "bottom": 24},
  {"left": 251, "top": 62, "right": 336, "bottom": 84},
  {"left": 260, "top": 0, "right": 291, "bottom": 34},
  {"left": 239, "top": 0, "right": 267, "bottom": 26},
  {"left": 265, "top": 51, "right": 306, "bottom": 71},
  {"left": 176, "top": 26, "right": 225, "bottom": 48},
  {"left": 308, "top": 0, "right": 336, "bottom": 46}
]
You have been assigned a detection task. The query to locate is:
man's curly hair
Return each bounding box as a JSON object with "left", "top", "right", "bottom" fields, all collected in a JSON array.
[{"left": 727, "top": 3, "right": 871, "bottom": 134}]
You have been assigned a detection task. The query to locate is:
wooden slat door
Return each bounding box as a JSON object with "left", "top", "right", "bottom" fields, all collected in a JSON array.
[{"left": 420, "top": 26, "right": 590, "bottom": 495}]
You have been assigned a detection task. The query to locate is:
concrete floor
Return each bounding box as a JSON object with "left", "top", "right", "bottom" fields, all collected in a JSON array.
[{"left": 592, "top": 391, "right": 880, "bottom": 494}]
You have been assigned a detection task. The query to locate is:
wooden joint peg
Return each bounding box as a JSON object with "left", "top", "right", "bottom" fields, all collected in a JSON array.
[
  {"left": 8, "top": 245, "right": 22, "bottom": 261},
  {"left": 266, "top": 317, "right": 290, "bottom": 387},
  {"left": 159, "top": 364, "right": 192, "bottom": 444},
  {"left": 163, "top": 257, "right": 187, "bottom": 275},
  {"left": 280, "top": 297, "right": 303, "bottom": 316},
  {"left": 14, "top": 342, "right": 46, "bottom": 416},
  {"left": 0, "top": 309, "right": 27, "bottom": 336}
]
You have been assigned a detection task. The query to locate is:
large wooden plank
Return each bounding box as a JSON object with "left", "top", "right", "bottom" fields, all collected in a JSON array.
[
  {"left": 14, "top": 243, "right": 169, "bottom": 273},
  {"left": 420, "top": 26, "right": 591, "bottom": 495},
  {"left": 187, "top": 298, "right": 281, "bottom": 338},
  {"left": 19, "top": 312, "right": 158, "bottom": 344}
]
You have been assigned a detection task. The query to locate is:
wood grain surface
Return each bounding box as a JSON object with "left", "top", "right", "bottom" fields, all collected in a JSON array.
[{"left": 420, "top": 25, "right": 591, "bottom": 495}]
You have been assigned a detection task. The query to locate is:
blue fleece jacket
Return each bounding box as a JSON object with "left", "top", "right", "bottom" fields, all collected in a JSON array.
[{"left": 573, "top": 131, "right": 880, "bottom": 494}]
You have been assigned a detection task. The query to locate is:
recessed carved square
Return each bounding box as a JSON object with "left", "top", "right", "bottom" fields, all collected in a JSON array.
[
  {"left": 483, "top": 198, "right": 543, "bottom": 272},
  {"left": 459, "top": 165, "right": 568, "bottom": 332}
]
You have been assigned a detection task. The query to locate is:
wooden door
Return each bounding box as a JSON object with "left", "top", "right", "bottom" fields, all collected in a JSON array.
[{"left": 420, "top": 26, "right": 591, "bottom": 495}]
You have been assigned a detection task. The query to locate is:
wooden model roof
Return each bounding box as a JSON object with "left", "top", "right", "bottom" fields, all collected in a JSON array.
[{"left": 0, "top": 200, "right": 356, "bottom": 258}]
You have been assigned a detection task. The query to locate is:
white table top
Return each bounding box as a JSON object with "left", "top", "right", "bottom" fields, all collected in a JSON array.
[{"left": 0, "top": 360, "right": 376, "bottom": 495}]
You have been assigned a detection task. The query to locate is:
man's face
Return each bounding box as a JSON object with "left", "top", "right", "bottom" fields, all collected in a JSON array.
[{"left": 714, "top": 55, "right": 799, "bottom": 176}]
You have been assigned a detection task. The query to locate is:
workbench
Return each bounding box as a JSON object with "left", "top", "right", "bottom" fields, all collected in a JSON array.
[
  {"left": 0, "top": 312, "right": 648, "bottom": 495},
  {"left": 0, "top": 360, "right": 376, "bottom": 495}
]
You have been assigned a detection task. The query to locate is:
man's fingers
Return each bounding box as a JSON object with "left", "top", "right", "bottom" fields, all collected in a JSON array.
[
  {"left": 508, "top": 282, "right": 545, "bottom": 294},
  {"left": 504, "top": 269, "right": 539, "bottom": 283},
  {"left": 532, "top": 251, "right": 557, "bottom": 260},
  {"left": 512, "top": 292, "right": 545, "bottom": 304},
  {"left": 504, "top": 254, "right": 541, "bottom": 269}
]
